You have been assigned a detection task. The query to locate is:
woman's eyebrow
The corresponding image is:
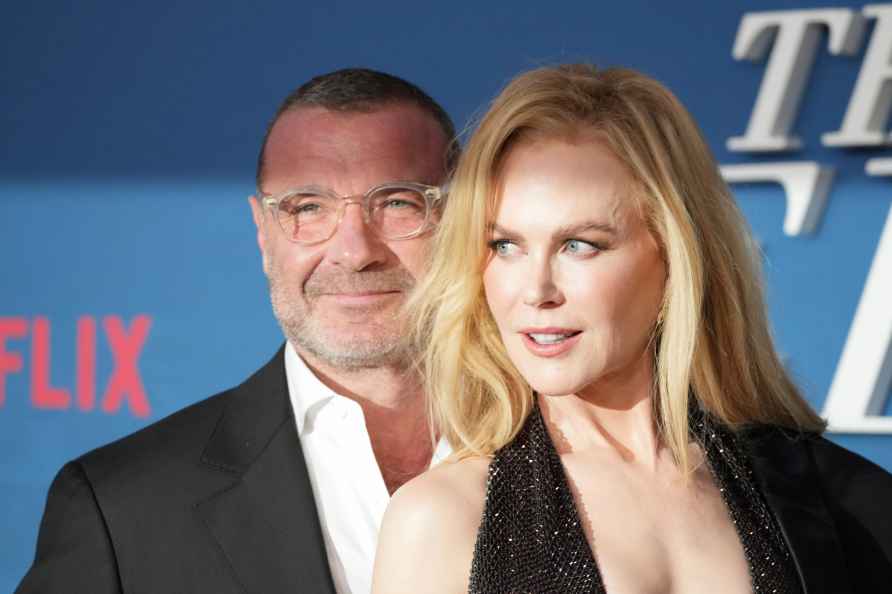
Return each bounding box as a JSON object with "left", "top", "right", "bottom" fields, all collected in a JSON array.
[
  {"left": 488, "top": 224, "right": 515, "bottom": 236},
  {"left": 554, "top": 221, "right": 618, "bottom": 236},
  {"left": 489, "top": 221, "right": 617, "bottom": 237}
]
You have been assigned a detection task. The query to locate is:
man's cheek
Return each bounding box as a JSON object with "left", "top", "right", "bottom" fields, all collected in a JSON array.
[{"left": 398, "top": 246, "right": 431, "bottom": 280}]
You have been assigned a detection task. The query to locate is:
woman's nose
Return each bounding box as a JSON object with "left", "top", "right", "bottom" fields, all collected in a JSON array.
[{"left": 521, "top": 258, "right": 564, "bottom": 308}]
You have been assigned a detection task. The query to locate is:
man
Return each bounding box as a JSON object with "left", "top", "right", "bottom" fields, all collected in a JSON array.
[{"left": 16, "top": 68, "right": 457, "bottom": 594}]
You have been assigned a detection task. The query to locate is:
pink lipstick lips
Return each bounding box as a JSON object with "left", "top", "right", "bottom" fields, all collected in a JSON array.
[{"left": 519, "top": 327, "right": 582, "bottom": 357}]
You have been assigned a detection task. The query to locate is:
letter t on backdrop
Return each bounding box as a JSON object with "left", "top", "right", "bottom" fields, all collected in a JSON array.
[{"left": 728, "top": 8, "right": 866, "bottom": 152}]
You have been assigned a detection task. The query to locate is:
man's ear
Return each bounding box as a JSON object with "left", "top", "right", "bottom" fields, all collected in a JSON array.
[{"left": 248, "top": 195, "right": 270, "bottom": 273}]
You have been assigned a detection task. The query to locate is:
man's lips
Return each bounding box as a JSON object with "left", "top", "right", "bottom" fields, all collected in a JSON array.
[{"left": 319, "top": 291, "right": 402, "bottom": 306}]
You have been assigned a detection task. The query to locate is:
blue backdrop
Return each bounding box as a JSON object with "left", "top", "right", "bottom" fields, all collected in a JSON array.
[{"left": 2, "top": 1, "right": 890, "bottom": 590}]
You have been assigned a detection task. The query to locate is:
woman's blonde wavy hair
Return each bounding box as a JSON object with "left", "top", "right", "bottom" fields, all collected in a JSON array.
[{"left": 410, "top": 64, "right": 825, "bottom": 470}]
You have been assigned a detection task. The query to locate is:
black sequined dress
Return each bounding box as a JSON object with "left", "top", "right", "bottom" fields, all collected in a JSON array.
[{"left": 467, "top": 403, "right": 804, "bottom": 593}]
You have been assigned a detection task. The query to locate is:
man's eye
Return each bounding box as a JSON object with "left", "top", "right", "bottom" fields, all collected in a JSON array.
[
  {"left": 489, "top": 239, "right": 520, "bottom": 256},
  {"left": 283, "top": 198, "right": 329, "bottom": 217},
  {"left": 381, "top": 199, "right": 421, "bottom": 210},
  {"left": 373, "top": 190, "right": 426, "bottom": 212},
  {"left": 296, "top": 202, "right": 322, "bottom": 214},
  {"left": 563, "top": 239, "right": 600, "bottom": 255}
]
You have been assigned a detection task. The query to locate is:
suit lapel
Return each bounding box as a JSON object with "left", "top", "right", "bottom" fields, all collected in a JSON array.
[
  {"left": 744, "top": 428, "right": 851, "bottom": 594},
  {"left": 194, "top": 346, "right": 336, "bottom": 594}
]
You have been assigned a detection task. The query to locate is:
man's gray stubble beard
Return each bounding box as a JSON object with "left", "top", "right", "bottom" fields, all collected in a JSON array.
[{"left": 267, "top": 265, "right": 416, "bottom": 370}]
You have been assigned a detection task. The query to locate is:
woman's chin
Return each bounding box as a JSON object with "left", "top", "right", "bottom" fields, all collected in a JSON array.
[{"left": 527, "top": 380, "right": 588, "bottom": 399}]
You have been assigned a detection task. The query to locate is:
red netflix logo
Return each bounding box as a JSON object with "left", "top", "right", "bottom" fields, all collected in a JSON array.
[{"left": 0, "top": 315, "right": 152, "bottom": 417}]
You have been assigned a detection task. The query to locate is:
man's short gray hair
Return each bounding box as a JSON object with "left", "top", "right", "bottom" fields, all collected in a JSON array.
[{"left": 256, "top": 68, "right": 458, "bottom": 187}]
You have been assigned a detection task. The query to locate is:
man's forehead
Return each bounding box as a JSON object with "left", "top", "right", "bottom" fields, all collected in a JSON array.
[{"left": 266, "top": 105, "right": 444, "bottom": 160}]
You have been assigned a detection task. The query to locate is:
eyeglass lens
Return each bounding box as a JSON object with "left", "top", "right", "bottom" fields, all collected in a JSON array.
[{"left": 275, "top": 186, "right": 429, "bottom": 243}]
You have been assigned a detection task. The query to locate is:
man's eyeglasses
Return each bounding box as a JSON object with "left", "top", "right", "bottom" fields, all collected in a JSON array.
[{"left": 257, "top": 182, "right": 445, "bottom": 245}]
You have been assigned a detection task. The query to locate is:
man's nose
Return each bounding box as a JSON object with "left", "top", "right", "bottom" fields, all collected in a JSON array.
[
  {"left": 521, "top": 257, "right": 564, "bottom": 308},
  {"left": 326, "top": 202, "right": 389, "bottom": 271}
]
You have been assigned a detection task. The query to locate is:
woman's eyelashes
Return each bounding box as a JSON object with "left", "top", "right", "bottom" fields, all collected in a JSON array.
[
  {"left": 488, "top": 237, "right": 607, "bottom": 258},
  {"left": 562, "top": 238, "right": 604, "bottom": 256},
  {"left": 489, "top": 238, "right": 521, "bottom": 257}
]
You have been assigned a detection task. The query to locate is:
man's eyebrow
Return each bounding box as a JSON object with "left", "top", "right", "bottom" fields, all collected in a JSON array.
[{"left": 489, "top": 221, "right": 617, "bottom": 236}]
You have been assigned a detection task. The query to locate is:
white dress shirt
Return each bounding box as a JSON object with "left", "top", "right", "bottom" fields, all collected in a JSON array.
[{"left": 284, "top": 342, "right": 451, "bottom": 594}]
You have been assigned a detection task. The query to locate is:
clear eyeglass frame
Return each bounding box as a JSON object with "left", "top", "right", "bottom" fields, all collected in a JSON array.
[{"left": 257, "top": 181, "right": 446, "bottom": 245}]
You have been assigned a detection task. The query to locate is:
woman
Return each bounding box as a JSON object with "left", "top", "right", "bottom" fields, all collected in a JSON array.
[{"left": 372, "top": 65, "right": 892, "bottom": 593}]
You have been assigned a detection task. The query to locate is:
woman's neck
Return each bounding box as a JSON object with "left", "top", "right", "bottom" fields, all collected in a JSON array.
[{"left": 538, "top": 351, "right": 663, "bottom": 469}]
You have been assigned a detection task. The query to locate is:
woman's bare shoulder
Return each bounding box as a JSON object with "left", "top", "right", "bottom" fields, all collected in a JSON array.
[
  {"left": 411, "top": 455, "right": 491, "bottom": 504},
  {"left": 383, "top": 455, "right": 490, "bottom": 542},
  {"left": 372, "top": 456, "right": 491, "bottom": 594}
]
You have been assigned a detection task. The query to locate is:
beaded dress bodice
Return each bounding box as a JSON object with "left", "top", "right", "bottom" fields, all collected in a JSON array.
[{"left": 467, "top": 404, "right": 804, "bottom": 594}]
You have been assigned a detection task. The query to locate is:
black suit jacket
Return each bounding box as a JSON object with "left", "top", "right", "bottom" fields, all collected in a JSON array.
[
  {"left": 16, "top": 346, "right": 337, "bottom": 594},
  {"left": 742, "top": 425, "right": 892, "bottom": 594},
  {"left": 16, "top": 345, "right": 892, "bottom": 593}
]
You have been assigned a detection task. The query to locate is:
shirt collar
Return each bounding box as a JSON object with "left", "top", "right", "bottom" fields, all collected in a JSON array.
[
  {"left": 430, "top": 433, "right": 453, "bottom": 466},
  {"left": 284, "top": 341, "right": 339, "bottom": 435},
  {"left": 284, "top": 341, "right": 454, "bottom": 460}
]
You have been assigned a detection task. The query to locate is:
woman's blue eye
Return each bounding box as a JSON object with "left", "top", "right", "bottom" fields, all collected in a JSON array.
[
  {"left": 564, "top": 239, "right": 599, "bottom": 255},
  {"left": 490, "top": 239, "right": 518, "bottom": 256}
]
